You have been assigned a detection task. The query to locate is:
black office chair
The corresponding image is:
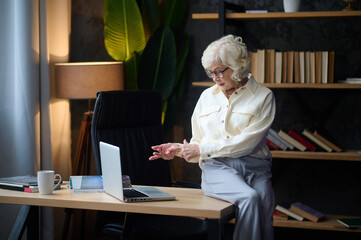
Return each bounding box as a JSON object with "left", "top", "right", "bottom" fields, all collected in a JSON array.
[{"left": 91, "top": 90, "right": 207, "bottom": 240}]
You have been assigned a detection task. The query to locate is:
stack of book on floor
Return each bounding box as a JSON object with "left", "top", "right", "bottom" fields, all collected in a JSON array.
[
  {"left": 250, "top": 49, "right": 335, "bottom": 84},
  {"left": 338, "top": 78, "right": 361, "bottom": 84},
  {"left": 274, "top": 202, "right": 325, "bottom": 222},
  {"left": 266, "top": 128, "right": 342, "bottom": 152},
  {"left": 0, "top": 175, "right": 61, "bottom": 193}
]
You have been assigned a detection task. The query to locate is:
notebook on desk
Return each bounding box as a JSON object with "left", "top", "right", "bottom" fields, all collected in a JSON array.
[{"left": 99, "top": 141, "right": 176, "bottom": 203}]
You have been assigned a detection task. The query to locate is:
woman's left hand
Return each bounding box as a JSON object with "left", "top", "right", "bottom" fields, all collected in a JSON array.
[{"left": 180, "top": 139, "right": 200, "bottom": 162}]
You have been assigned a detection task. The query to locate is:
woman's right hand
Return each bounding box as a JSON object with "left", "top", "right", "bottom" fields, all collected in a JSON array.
[{"left": 149, "top": 143, "right": 182, "bottom": 161}]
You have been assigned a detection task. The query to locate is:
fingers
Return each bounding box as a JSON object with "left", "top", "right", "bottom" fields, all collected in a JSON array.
[{"left": 166, "top": 145, "right": 182, "bottom": 154}]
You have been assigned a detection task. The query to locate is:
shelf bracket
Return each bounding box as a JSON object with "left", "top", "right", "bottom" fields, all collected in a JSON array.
[{"left": 219, "top": 0, "right": 245, "bottom": 37}]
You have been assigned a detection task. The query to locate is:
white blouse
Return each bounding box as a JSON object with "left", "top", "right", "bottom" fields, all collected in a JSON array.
[{"left": 189, "top": 74, "right": 276, "bottom": 166}]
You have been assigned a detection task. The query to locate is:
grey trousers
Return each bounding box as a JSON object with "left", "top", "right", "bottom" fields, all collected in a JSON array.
[{"left": 201, "top": 156, "right": 274, "bottom": 240}]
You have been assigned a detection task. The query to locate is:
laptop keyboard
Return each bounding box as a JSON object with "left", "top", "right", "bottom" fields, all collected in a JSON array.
[{"left": 124, "top": 188, "right": 149, "bottom": 198}]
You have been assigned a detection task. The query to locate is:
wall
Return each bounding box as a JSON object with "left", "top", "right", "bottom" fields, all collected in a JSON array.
[{"left": 70, "top": 0, "right": 361, "bottom": 238}]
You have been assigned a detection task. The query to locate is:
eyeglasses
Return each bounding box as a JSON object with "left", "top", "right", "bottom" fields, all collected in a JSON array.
[{"left": 205, "top": 67, "right": 229, "bottom": 79}]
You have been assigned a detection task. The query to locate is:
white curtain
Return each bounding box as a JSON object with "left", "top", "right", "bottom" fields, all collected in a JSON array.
[{"left": 0, "top": 0, "right": 71, "bottom": 239}]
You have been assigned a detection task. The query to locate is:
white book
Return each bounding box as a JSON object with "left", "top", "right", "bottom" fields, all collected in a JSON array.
[
  {"left": 276, "top": 204, "right": 304, "bottom": 222},
  {"left": 302, "top": 129, "right": 333, "bottom": 152},
  {"left": 278, "top": 130, "right": 307, "bottom": 151},
  {"left": 269, "top": 129, "right": 294, "bottom": 150},
  {"left": 275, "top": 52, "right": 282, "bottom": 84}
]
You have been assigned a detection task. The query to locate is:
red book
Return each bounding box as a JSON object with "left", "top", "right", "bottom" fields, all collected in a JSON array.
[
  {"left": 288, "top": 130, "right": 317, "bottom": 152},
  {"left": 266, "top": 138, "right": 280, "bottom": 150},
  {"left": 273, "top": 209, "right": 289, "bottom": 220}
]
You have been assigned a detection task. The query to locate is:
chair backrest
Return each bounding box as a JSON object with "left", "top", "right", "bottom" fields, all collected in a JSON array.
[{"left": 91, "top": 90, "right": 172, "bottom": 187}]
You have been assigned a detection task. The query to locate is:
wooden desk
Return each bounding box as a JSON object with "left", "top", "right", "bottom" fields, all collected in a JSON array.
[{"left": 0, "top": 186, "right": 235, "bottom": 240}]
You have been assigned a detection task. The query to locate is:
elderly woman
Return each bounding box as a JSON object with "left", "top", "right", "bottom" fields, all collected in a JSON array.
[{"left": 150, "top": 35, "right": 276, "bottom": 240}]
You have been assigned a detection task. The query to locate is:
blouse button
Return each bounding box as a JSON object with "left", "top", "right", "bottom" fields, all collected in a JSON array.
[
  {"left": 207, "top": 154, "right": 211, "bottom": 157},
  {"left": 234, "top": 91, "right": 238, "bottom": 94},
  {"left": 221, "top": 120, "right": 224, "bottom": 123},
  {"left": 226, "top": 136, "right": 230, "bottom": 139}
]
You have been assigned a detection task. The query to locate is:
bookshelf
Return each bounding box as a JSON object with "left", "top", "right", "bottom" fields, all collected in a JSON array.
[
  {"left": 192, "top": 82, "right": 361, "bottom": 89},
  {"left": 229, "top": 214, "right": 361, "bottom": 232},
  {"left": 270, "top": 150, "right": 361, "bottom": 161},
  {"left": 273, "top": 215, "right": 361, "bottom": 232},
  {"left": 192, "top": 11, "right": 361, "bottom": 21},
  {"left": 192, "top": 6, "right": 361, "bottom": 233}
]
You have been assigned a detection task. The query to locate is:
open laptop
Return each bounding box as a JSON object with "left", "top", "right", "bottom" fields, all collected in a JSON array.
[{"left": 99, "top": 141, "right": 176, "bottom": 203}]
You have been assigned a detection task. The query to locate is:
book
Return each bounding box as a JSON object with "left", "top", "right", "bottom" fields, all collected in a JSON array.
[
  {"left": 0, "top": 183, "right": 34, "bottom": 192},
  {"left": 339, "top": 78, "right": 361, "bottom": 84},
  {"left": 290, "top": 202, "right": 325, "bottom": 222},
  {"left": 328, "top": 51, "right": 335, "bottom": 83},
  {"left": 310, "top": 51, "right": 316, "bottom": 83},
  {"left": 269, "top": 128, "right": 294, "bottom": 150},
  {"left": 302, "top": 129, "right": 333, "bottom": 152},
  {"left": 315, "top": 51, "right": 322, "bottom": 84},
  {"left": 305, "top": 51, "right": 311, "bottom": 83},
  {"left": 273, "top": 209, "right": 289, "bottom": 220},
  {"left": 278, "top": 130, "right": 307, "bottom": 151},
  {"left": 245, "top": 10, "right": 268, "bottom": 13},
  {"left": 321, "top": 51, "right": 328, "bottom": 84},
  {"left": 70, "top": 175, "right": 104, "bottom": 193},
  {"left": 250, "top": 51, "right": 258, "bottom": 81},
  {"left": 287, "top": 51, "right": 294, "bottom": 83},
  {"left": 282, "top": 51, "right": 288, "bottom": 83},
  {"left": 337, "top": 218, "right": 361, "bottom": 229},
  {"left": 275, "top": 51, "right": 282, "bottom": 84},
  {"left": 266, "top": 49, "right": 275, "bottom": 83},
  {"left": 312, "top": 131, "right": 342, "bottom": 152},
  {"left": 266, "top": 138, "right": 279, "bottom": 150},
  {"left": 0, "top": 175, "right": 62, "bottom": 192},
  {"left": 293, "top": 51, "right": 300, "bottom": 83},
  {"left": 257, "top": 49, "right": 265, "bottom": 83},
  {"left": 288, "top": 130, "right": 317, "bottom": 152},
  {"left": 0, "top": 175, "right": 38, "bottom": 186},
  {"left": 267, "top": 131, "right": 288, "bottom": 150},
  {"left": 24, "top": 186, "right": 40, "bottom": 193},
  {"left": 299, "top": 51, "right": 305, "bottom": 83},
  {"left": 346, "top": 78, "right": 361, "bottom": 81},
  {"left": 275, "top": 202, "right": 304, "bottom": 221}
]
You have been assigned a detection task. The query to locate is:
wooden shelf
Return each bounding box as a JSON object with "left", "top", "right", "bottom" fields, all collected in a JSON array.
[
  {"left": 228, "top": 214, "right": 361, "bottom": 232},
  {"left": 192, "top": 11, "right": 361, "bottom": 21},
  {"left": 273, "top": 214, "right": 361, "bottom": 232},
  {"left": 271, "top": 150, "right": 361, "bottom": 161},
  {"left": 192, "top": 82, "right": 361, "bottom": 89}
]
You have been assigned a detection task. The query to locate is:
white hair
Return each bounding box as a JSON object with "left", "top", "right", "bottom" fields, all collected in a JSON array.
[{"left": 201, "top": 34, "right": 251, "bottom": 82}]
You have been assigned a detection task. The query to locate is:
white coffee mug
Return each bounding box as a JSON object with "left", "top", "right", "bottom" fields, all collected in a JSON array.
[
  {"left": 37, "top": 170, "right": 62, "bottom": 195},
  {"left": 283, "top": 0, "right": 301, "bottom": 12}
]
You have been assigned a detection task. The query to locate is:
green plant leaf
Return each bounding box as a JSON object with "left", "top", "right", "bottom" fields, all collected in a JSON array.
[
  {"left": 138, "top": 26, "right": 176, "bottom": 100},
  {"left": 104, "top": 0, "right": 145, "bottom": 88},
  {"left": 163, "top": 0, "right": 185, "bottom": 31},
  {"left": 141, "top": 0, "right": 160, "bottom": 39},
  {"left": 104, "top": 0, "right": 145, "bottom": 61}
]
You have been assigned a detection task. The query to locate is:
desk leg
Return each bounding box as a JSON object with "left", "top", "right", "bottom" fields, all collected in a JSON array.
[
  {"left": 9, "top": 205, "right": 39, "bottom": 240},
  {"left": 206, "top": 218, "right": 224, "bottom": 240},
  {"left": 27, "top": 206, "right": 39, "bottom": 239}
]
